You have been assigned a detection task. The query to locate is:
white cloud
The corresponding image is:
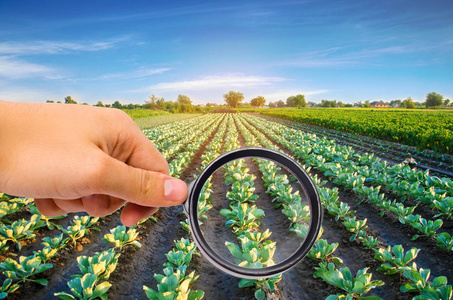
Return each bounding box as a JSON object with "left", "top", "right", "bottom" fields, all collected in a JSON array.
[
  {"left": 97, "top": 68, "right": 171, "bottom": 80},
  {"left": 262, "top": 89, "right": 329, "bottom": 101},
  {"left": 148, "top": 73, "right": 286, "bottom": 91},
  {"left": 0, "top": 56, "right": 56, "bottom": 79},
  {"left": 0, "top": 38, "right": 126, "bottom": 55}
]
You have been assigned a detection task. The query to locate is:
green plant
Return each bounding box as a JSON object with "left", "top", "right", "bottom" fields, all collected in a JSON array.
[
  {"left": 307, "top": 239, "right": 343, "bottom": 265},
  {"left": 62, "top": 216, "right": 100, "bottom": 247},
  {"left": 220, "top": 203, "right": 264, "bottom": 235},
  {"left": 174, "top": 238, "right": 198, "bottom": 256},
  {"left": 226, "top": 181, "right": 259, "bottom": 203},
  {"left": 34, "top": 247, "right": 58, "bottom": 263},
  {"left": 28, "top": 203, "right": 65, "bottom": 230},
  {"left": 410, "top": 218, "right": 443, "bottom": 241},
  {"left": 435, "top": 232, "right": 453, "bottom": 251},
  {"left": 0, "top": 278, "right": 20, "bottom": 299},
  {"left": 327, "top": 202, "right": 355, "bottom": 221},
  {"left": 103, "top": 225, "right": 141, "bottom": 251},
  {"left": 0, "top": 202, "right": 21, "bottom": 220},
  {"left": 401, "top": 268, "right": 452, "bottom": 300},
  {"left": 143, "top": 266, "right": 204, "bottom": 300},
  {"left": 164, "top": 250, "right": 193, "bottom": 268},
  {"left": 0, "top": 255, "right": 53, "bottom": 285},
  {"left": 238, "top": 275, "right": 282, "bottom": 300},
  {"left": 74, "top": 249, "right": 120, "bottom": 281},
  {"left": 225, "top": 237, "right": 276, "bottom": 268},
  {"left": 314, "top": 262, "right": 384, "bottom": 299},
  {"left": 373, "top": 245, "right": 419, "bottom": 275},
  {"left": 282, "top": 202, "right": 310, "bottom": 224},
  {"left": 342, "top": 217, "right": 368, "bottom": 242},
  {"left": 359, "top": 236, "right": 380, "bottom": 250},
  {"left": 0, "top": 218, "right": 36, "bottom": 250},
  {"left": 42, "top": 233, "right": 70, "bottom": 251},
  {"left": 55, "top": 273, "right": 111, "bottom": 300}
]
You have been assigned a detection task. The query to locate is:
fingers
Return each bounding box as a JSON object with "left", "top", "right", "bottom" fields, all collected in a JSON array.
[
  {"left": 81, "top": 194, "right": 126, "bottom": 217},
  {"left": 120, "top": 203, "right": 158, "bottom": 227},
  {"left": 34, "top": 198, "right": 67, "bottom": 217},
  {"left": 125, "top": 131, "right": 169, "bottom": 176},
  {"left": 54, "top": 198, "right": 84, "bottom": 213},
  {"left": 35, "top": 195, "right": 126, "bottom": 218},
  {"left": 100, "top": 158, "right": 188, "bottom": 208}
]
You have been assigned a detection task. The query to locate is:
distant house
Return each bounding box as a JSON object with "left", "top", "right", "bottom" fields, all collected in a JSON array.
[{"left": 370, "top": 101, "right": 389, "bottom": 108}]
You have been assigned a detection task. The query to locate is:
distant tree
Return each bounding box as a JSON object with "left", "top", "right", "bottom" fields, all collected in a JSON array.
[
  {"left": 95, "top": 101, "right": 105, "bottom": 107},
  {"left": 241, "top": 102, "right": 252, "bottom": 108},
  {"left": 308, "top": 101, "right": 317, "bottom": 107},
  {"left": 57, "top": 101, "right": 62, "bottom": 104},
  {"left": 338, "top": 101, "right": 345, "bottom": 107},
  {"left": 65, "top": 96, "right": 77, "bottom": 104},
  {"left": 156, "top": 97, "right": 165, "bottom": 108},
  {"left": 363, "top": 100, "right": 371, "bottom": 108},
  {"left": 320, "top": 100, "right": 337, "bottom": 107},
  {"left": 402, "top": 97, "right": 415, "bottom": 109},
  {"left": 224, "top": 91, "right": 244, "bottom": 108},
  {"left": 112, "top": 101, "right": 122, "bottom": 109},
  {"left": 177, "top": 94, "right": 192, "bottom": 105},
  {"left": 145, "top": 94, "right": 164, "bottom": 109},
  {"left": 390, "top": 99, "right": 402, "bottom": 107},
  {"left": 82, "top": 103, "right": 89, "bottom": 105},
  {"left": 148, "top": 94, "right": 159, "bottom": 104},
  {"left": 162, "top": 100, "right": 174, "bottom": 111},
  {"left": 277, "top": 100, "right": 285, "bottom": 108},
  {"left": 344, "top": 103, "right": 353, "bottom": 107},
  {"left": 268, "top": 102, "right": 276, "bottom": 108},
  {"left": 250, "top": 96, "right": 266, "bottom": 107},
  {"left": 426, "top": 92, "right": 443, "bottom": 108},
  {"left": 126, "top": 103, "right": 135, "bottom": 109},
  {"left": 286, "top": 94, "right": 306, "bottom": 107},
  {"left": 444, "top": 99, "right": 450, "bottom": 107},
  {"left": 46, "top": 100, "right": 54, "bottom": 103}
]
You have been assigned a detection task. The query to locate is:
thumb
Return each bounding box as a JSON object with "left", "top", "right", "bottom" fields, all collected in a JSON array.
[{"left": 99, "top": 157, "right": 188, "bottom": 207}]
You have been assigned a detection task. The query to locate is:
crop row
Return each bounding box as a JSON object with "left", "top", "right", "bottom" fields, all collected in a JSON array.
[
  {"left": 142, "top": 114, "right": 230, "bottom": 299},
  {"left": 243, "top": 114, "right": 453, "bottom": 249},
  {"left": 239, "top": 113, "right": 452, "bottom": 299},
  {"left": 264, "top": 115, "right": 453, "bottom": 173},
  {"left": 260, "top": 108, "right": 453, "bottom": 154},
  {"left": 234, "top": 115, "right": 387, "bottom": 299}
]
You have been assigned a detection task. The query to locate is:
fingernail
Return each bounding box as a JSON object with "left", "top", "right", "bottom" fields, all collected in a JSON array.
[{"left": 164, "top": 178, "right": 179, "bottom": 201}]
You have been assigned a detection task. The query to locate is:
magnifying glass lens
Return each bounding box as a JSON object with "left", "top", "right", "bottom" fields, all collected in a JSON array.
[{"left": 197, "top": 157, "right": 312, "bottom": 270}]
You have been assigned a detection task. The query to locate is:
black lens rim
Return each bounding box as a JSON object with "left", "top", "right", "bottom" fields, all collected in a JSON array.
[{"left": 184, "top": 147, "right": 322, "bottom": 279}]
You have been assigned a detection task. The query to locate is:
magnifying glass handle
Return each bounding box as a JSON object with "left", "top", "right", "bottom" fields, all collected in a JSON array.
[{"left": 183, "top": 181, "right": 195, "bottom": 216}]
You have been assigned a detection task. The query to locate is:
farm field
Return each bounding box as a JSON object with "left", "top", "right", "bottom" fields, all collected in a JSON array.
[
  {"left": 0, "top": 113, "right": 452, "bottom": 300},
  {"left": 260, "top": 108, "right": 453, "bottom": 155}
]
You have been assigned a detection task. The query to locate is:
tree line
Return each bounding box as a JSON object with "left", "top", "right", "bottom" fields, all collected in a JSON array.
[{"left": 46, "top": 91, "right": 450, "bottom": 111}]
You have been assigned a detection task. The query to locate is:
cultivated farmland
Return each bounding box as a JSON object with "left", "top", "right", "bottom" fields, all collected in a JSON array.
[{"left": 0, "top": 113, "right": 452, "bottom": 300}]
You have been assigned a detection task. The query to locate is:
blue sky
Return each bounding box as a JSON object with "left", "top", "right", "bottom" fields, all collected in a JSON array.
[{"left": 0, "top": 0, "right": 452, "bottom": 105}]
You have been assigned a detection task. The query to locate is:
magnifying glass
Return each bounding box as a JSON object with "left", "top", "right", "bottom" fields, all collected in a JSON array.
[{"left": 183, "top": 147, "right": 323, "bottom": 279}]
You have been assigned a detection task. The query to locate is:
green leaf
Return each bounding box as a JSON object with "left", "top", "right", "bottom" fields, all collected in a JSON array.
[
  {"left": 238, "top": 279, "right": 257, "bottom": 288},
  {"left": 431, "top": 276, "right": 447, "bottom": 289},
  {"left": 34, "top": 278, "right": 49, "bottom": 286},
  {"left": 225, "top": 242, "right": 242, "bottom": 259},
  {"left": 411, "top": 234, "right": 420, "bottom": 241},
  {"left": 255, "top": 288, "right": 265, "bottom": 300},
  {"left": 92, "top": 281, "right": 112, "bottom": 298}
]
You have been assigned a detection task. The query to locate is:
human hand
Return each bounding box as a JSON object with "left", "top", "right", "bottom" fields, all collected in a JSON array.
[{"left": 0, "top": 100, "right": 188, "bottom": 226}]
